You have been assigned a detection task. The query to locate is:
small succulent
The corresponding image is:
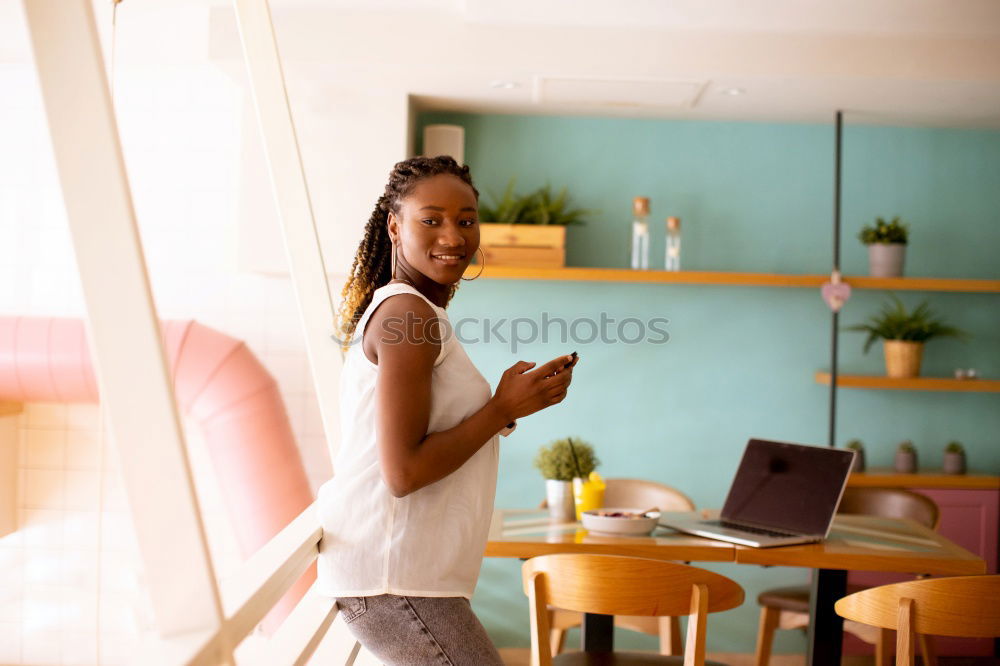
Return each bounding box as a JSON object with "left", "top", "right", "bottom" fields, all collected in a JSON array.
[
  {"left": 897, "top": 440, "right": 916, "bottom": 453},
  {"left": 845, "top": 439, "right": 864, "bottom": 451},
  {"left": 533, "top": 438, "right": 600, "bottom": 481},
  {"left": 858, "top": 216, "right": 909, "bottom": 245},
  {"left": 945, "top": 441, "right": 965, "bottom": 454}
]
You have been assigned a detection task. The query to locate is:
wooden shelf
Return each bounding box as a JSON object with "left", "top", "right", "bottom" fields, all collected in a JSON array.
[
  {"left": 848, "top": 470, "right": 1000, "bottom": 490},
  {"left": 464, "top": 266, "right": 1000, "bottom": 292},
  {"left": 843, "top": 276, "right": 1000, "bottom": 293},
  {"left": 815, "top": 372, "right": 1000, "bottom": 392},
  {"left": 467, "top": 266, "right": 828, "bottom": 287}
]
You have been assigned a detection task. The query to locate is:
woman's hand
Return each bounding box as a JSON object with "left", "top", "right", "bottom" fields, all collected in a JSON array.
[{"left": 491, "top": 353, "right": 578, "bottom": 423}]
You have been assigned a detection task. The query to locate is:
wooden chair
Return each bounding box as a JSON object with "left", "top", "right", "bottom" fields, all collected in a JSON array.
[
  {"left": 835, "top": 575, "right": 1000, "bottom": 666},
  {"left": 542, "top": 479, "right": 697, "bottom": 657},
  {"left": 522, "top": 554, "right": 744, "bottom": 666},
  {"left": 753, "top": 487, "right": 940, "bottom": 666}
]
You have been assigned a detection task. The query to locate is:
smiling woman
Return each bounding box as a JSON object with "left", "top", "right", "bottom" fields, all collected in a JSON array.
[
  {"left": 389, "top": 173, "right": 482, "bottom": 287},
  {"left": 334, "top": 157, "right": 481, "bottom": 349},
  {"left": 319, "top": 156, "right": 579, "bottom": 665}
]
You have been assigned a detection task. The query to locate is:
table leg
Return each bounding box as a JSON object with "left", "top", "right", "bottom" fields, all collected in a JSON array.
[
  {"left": 581, "top": 613, "right": 613, "bottom": 652},
  {"left": 807, "top": 568, "right": 847, "bottom": 666}
]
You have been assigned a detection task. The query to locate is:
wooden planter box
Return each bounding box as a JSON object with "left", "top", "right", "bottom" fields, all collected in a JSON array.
[{"left": 478, "top": 223, "right": 566, "bottom": 268}]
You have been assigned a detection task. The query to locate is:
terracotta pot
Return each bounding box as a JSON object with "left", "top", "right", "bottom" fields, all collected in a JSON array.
[
  {"left": 883, "top": 340, "right": 924, "bottom": 378},
  {"left": 868, "top": 243, "right": 906, "bottom": 278}
]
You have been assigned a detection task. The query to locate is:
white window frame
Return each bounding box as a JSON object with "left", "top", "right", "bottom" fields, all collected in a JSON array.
[{"left": 22, "top": 0, "right": 358, "bottom": 662}]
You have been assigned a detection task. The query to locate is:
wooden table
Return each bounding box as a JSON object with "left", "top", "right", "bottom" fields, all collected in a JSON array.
[{"left": 486, "top": 510, "right": 987, "bottom": 666}]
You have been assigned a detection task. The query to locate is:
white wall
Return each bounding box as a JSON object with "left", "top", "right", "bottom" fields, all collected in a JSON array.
[{"left": 0, "top": 2, "right": 410, "bottom": 662}]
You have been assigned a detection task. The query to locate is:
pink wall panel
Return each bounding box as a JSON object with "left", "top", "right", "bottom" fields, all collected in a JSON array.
[{"left": 845, "top": 487, "right": 998, "bottom": 657}]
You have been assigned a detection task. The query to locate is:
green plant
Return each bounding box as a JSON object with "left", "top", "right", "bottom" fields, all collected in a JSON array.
[
  {"left": 845, "top": 439, "right": 864, "bottom": 451},
  {"left": 479, "top": 178, "right": 530, "bottom": 225},
  {"left": 533, "top": 438, "right": 599, "bottom": 481},
  {"left": 945, "top": 441, "right": 965, "bottom": 454},
  {"left": 479, "top": 178, "right": 592, "bottom": 225},
  {"left": 846, "top": 296, "right": 967, "bottom": 353},
  {"left": 519, "top": 184, "right": 591, "bottom": 226},
  {"left": 858, "top": 216, "right": 909, "bottom": 245},
  {"left": 897, "top": 440, "right": 916, "bottom": 453}
]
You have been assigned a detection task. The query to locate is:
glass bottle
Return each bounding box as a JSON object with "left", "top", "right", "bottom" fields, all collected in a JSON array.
[
  {"left": 665, "top": 216, "right": 681, "bottom": 271},
  {"left": 630, "top": 197, "right": 650, "bottom": 270}
]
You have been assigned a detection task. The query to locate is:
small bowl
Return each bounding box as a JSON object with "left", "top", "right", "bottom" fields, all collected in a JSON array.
[{"left": 581, "top": 508, "right": 659, "bottom": 536}]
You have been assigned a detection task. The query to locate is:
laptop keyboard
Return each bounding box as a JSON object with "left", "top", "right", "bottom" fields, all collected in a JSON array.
[{"left": 705, "top": 520, "right": 798, "bottom": 539}]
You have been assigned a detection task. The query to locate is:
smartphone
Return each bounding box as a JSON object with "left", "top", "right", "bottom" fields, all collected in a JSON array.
[{"left": 506, "top": 352, "right": 577, "bottom": 428}]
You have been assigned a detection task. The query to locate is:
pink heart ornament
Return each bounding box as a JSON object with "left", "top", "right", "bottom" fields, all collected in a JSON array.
[{"left": 821, "top": 281, "right": 852, "bottom": 312}]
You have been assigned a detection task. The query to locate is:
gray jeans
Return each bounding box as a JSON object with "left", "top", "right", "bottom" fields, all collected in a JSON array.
[{"left": 335, "top": 595, "right": 504, "bottom": 665}]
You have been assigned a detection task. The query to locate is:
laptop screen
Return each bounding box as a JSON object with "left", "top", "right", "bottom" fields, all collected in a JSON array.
[{"left": 720, "top": 439, "right": 855, "bottom": 536}]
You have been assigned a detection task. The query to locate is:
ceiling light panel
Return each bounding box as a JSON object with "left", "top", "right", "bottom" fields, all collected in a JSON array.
[{"left": 534, "top": 76, "right": 708, "bottom": 109}]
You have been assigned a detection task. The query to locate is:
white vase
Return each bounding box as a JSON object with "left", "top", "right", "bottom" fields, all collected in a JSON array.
[
  {"left": 545, "top": 479, "right": 575, "bottom": 522},
  {"left": 868, "top": 243, "right": 906, "bottom": 278}
]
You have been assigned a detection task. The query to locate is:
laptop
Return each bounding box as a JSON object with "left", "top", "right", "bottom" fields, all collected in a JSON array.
[{"left": 660, "top": 438, "right": 855, "bottom": 548}]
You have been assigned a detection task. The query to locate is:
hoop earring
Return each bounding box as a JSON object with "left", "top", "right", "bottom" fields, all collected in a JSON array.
[
  {"left": 391, "top": 241, "right": 397, "bottom": 279},
  {"left": 461, "top": 247, "right": 486, "bottom": 281}
]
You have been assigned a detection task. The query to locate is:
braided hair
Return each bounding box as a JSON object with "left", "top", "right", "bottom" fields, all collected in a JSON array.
[{"left": 336, "top": 155, "right": 479, "bottom": 352}]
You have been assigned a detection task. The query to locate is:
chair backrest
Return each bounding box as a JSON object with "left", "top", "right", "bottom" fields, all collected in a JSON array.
[
  {"left": 540, "top": 478, "right": 696, "bottom": 511},
  {"left": 603, "top": 478, "right": 696, "bottom": 512},
  {"left": 836, "top": 575, "right": 1000, "bottom": 666},
  {"left": 522, "top": 554, "right": 743, "bottom": 666},
  {"left": 838, "top": 487, "right": 939, "bottom": 529}
]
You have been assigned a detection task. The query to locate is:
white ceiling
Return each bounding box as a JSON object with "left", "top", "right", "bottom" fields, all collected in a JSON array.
[
  {"left": 233, "top": 0, "right": 1000, "bottom": 127},
  {"left": 5, "top": 0, "right": 1000, "bottom": 127}
]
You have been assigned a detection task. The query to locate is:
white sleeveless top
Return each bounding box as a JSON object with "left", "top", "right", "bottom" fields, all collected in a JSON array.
[{"left": 316, "top": 282, "right": 509, "bottom": 599}]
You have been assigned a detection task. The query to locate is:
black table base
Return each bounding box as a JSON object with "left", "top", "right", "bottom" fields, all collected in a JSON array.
[
  {"left": 807, "top": 568, "right": 847, "bottom": 666},
  {"left": 581, "top": 612, "right": 614, "bottom": 652}
]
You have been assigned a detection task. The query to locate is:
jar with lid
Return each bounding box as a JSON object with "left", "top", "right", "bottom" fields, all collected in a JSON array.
[
  {"left": 630, "top": 197, "right": 650, "bottom": 270},
  {"left": 665, "top": 216, "right": 681, "bottom": 271}
]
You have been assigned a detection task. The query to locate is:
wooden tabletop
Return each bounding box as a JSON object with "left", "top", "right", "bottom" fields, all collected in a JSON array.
[
  {"left": 487, "top": 510, "right": 986, "bottom": 576},
  {"left": 732, "top": 514, "right": 987, "bottom": 575},
  {"left": 485, "top": 509, "right": 734, "bottom": 562}
]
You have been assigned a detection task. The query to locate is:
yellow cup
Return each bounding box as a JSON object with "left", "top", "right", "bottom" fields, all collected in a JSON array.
[{"left": 573, "top": 472, "right": 606, "bottom": 521}]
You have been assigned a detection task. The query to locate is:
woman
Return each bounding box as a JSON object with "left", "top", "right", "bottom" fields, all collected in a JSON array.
[{"left": 317, "top": 155, "right": 577, "bottom": 664}]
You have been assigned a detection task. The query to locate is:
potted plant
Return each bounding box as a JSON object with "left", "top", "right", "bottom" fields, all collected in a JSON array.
[
  {"left": 476, "top": 178, "right": 592, "bottom": 269},
  {"left": 846, "top": 296, "right": 966, "bottom": 378},
  {"left": 894, "top": 440, "right": 918, "bottom": 473},
  {"left": 858, "top": 216, "right": 909, "bottom": 278},
  {"left": 534, "top": 437, "right": 599, "bottom": 521},
  {"left": 845, "top": 439, "right": 866, "bottom": 473},
  {"left": 943, "top": 441, "right": 967, "bottom": 475}
]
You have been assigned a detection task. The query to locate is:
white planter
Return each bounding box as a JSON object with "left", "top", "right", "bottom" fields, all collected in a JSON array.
[
  {"left": 943, "top": 451, "right": 966, "bottom": 475},
  {"left": 894, "top": 449, "right": 918, "bottom": 474},
  {"left": 868, "top": 243, "right": 906, "bottom": 278},
  {"left": 545, "top": 479, "right": 575, "bottom": 522},
  {"left": 848, "top": 448, "right": 866, "bottom": 473}
]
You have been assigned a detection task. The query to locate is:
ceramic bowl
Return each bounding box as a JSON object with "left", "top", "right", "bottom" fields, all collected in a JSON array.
[{"left": 581, "top": 508, "right": 659, "bottom": 536}]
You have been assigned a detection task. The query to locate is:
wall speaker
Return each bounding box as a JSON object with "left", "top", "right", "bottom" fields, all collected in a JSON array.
[{"left": 422, "top": 124, "right": 465, "bottom": 165}]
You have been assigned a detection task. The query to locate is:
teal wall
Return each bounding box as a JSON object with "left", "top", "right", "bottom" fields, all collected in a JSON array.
[{"left": 418, "top": 112, "right": 1000, "bottom": 653}]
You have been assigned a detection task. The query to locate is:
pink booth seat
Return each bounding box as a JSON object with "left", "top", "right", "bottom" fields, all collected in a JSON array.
[{"left": 0, "top": 316, "right": 315, "bottom": 632}]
